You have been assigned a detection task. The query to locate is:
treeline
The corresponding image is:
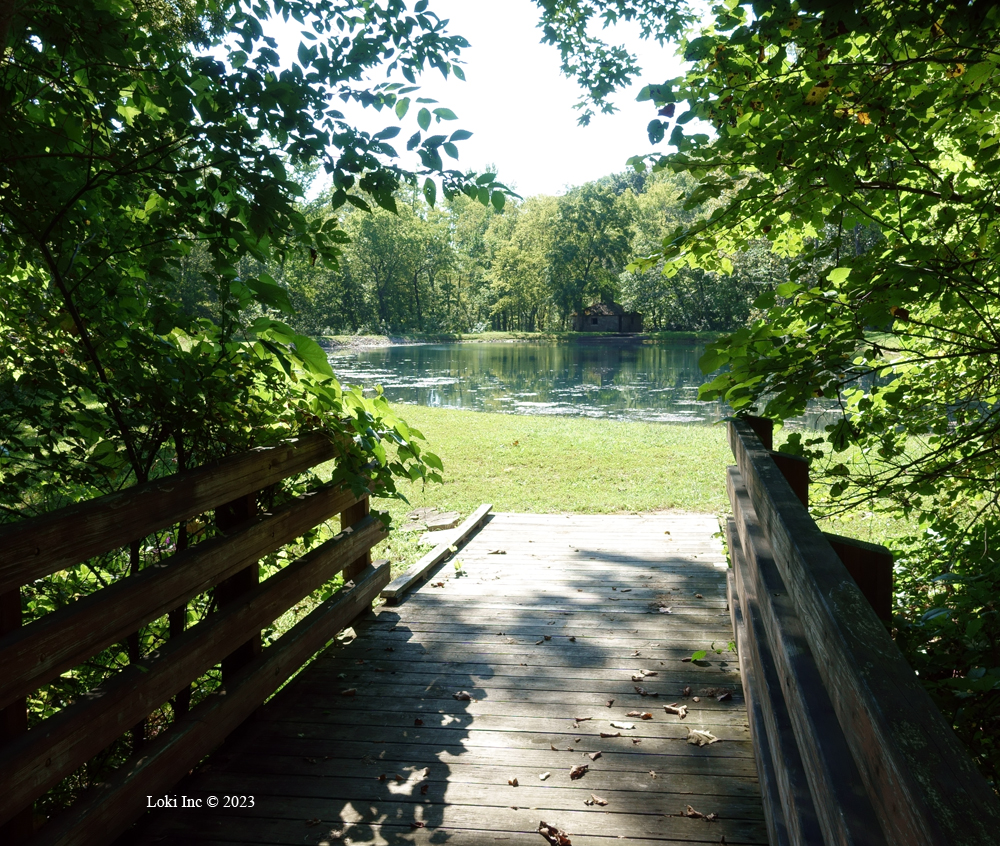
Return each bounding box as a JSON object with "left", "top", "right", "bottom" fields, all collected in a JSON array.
[{"left": 170, "top": 169, "right": 792, "bottom": 336}]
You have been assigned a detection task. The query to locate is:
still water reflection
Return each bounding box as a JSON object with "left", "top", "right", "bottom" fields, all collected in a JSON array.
[{"left": 329, "top": 340, "right": 730, "bottom": 424}]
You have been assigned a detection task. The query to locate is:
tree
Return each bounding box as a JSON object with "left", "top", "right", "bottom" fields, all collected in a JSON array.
[
  {"left": 534, "top": 0, "right": 1000, "bottom": 783},
  {"left": 483, "top": 195, "right": 558, "bottom": 331},
  {"left": 1, "top": 0, "right": 514, "bottom": 514},
  {"left": 548, "top": 182, "right": 633, "bottom": 324}
]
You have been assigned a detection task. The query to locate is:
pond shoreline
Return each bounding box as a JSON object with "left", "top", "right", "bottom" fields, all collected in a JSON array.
[{"left": 322, "top": 331, "right": 719, "bottom": 352}]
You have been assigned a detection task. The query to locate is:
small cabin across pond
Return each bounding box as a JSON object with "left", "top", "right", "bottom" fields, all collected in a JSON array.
[{"left": 572, "top": 302, "right": 643, "bottom": 333}]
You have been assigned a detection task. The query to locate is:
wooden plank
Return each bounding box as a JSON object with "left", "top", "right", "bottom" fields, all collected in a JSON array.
[
  {"left": 29, "top": 560, "right": 391, "bottom": 846},
  {"left": 729, "top": 418, "right": 1000, "bottom": 845},
  {"left": 181, "top": 769, "right": 767, "bottom": 817},
  {"left": 0, "top": 484, "right": 359, "bottom": 712},
  {"left": 0, "top": 432, "right": 340, "bottom": 592},
  {"left": 0, "top": 518, "right": 385, "bottom": 825},
  {"left": 215, "top": 736, "right": 761, "bottom": 778},
  {"left": 211, "top": 753, "right": 763, "bottom": 795},
  {"left": 382, "top": 503, "right": 492, "bottom": 603},
  {"left": 727, "top": 519, "right": 821, "bottom": 846},
  {"left": 130, "top": 789, "right": 769, "bottom": 845},
  {"left": 730, "top": 467, "right": 886, "bottom": 846}
]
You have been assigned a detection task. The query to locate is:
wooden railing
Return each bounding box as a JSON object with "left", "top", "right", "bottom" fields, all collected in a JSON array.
[
  {"left": 725, "top": 417, "right": 1000, "bottom": 846},
  {"left": 0, "top": 433, "right": 390, "bottom": 846}
]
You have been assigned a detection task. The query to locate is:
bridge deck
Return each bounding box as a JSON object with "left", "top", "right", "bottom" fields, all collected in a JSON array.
[{"left": 131, "top": 513, "right": 767, "bottom": 846}]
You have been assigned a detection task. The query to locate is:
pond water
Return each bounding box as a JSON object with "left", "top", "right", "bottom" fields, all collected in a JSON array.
[
  {"left": 329, "top": 339, "right": 841, "bottom": 429},
  {"left": 329, "top": 339, "right": 729, "bottom": 424}
]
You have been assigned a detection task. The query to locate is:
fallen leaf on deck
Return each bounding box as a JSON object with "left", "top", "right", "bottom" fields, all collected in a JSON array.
[
  {"left": 340, "top": 688, "right": 357, "bottom": 697},
  {"left": 414, "top": 718, "right": 424, "bottom": 726},
  {"left": 394, "top": 774, "right": 405, "bottom": 783},
  {"left": 610, "top": 721, "right": 635, "bottom": 730},
  {"left": 620, "top": 588, "right": 631, "bottom": 593},
  {"left": 410, "top": 821, "right": 426, "bottom": 829},
  {"left": 544, "top": 635, "right": 552, "bottom": 641},
  {"left": 631, "top": 738, "right": 642, "bottom": 744},
  {"left": 539, "top": 772, "right": 551, "bottom": 781},
  {"left": 508, "top": 778, "right": 519, "bottom": 787},
  {"left": 695, "top": 593, "right": 703, "bottom": 599},
  {"left": 605, "top": 699, "right": 614, "bottom": 707},
  {"left": 431, "top": 581, "right": 445, "bottom": 588},
  {"left": 687, "top": 729, "right": 720, "bottom": 746},
  {"left": 659, "top": 606, "right": 672, "bottom": 614},
  {"left": 681, "top": 657, "right": 692, "bottom": 663},
  {"left": 587, "top": 751, "right": 602, "bottom": 761},
  {"left": 693, "top": 696, "right": 701, "bottom": 702},
  {"left": 568, "top": 636, "right": 576, "bottom": 642},
  {"left": 664, "top": 703, "right": 689, "bottom": 719},
  {"left": 453, "top": 691, "right": 472, "bottom": 701},
  {"left": 632, "top": 650, "right": 641, "bottom": 657},
  {"left": 573, "top": 716, "right": 592, "bottom": 723},
  {"left": 569, "top": 764, "right": 589, "bottom": 779},
  {"left": 421, "top": 767, "right": 430, "bottom": 778},
  {"left": 682, "top": 686, "right": 692, "bottom": 698},
  {"left": 683, "top": 805, "right": 705, "bottom": 819},
  {"left": 420, "top": 784, "right": 429, "bottom": 795},
  {"left": 488, "top": 549, "right": 507, "bottom": 554},
  {"left": 588, "top": 794, "right": 609, "bottom": 806},
  {"left": 551, "top": 744, "right": 559, "bottom": 751},
  {"left": 706, "top": 813, "right": 718, "bottom": 821},
  {"left": 600, "top": 731, "right": 621, "bottom": 738},
  {"left": 536, "top": 640, "right": 544, "bottom": 645},
  {"left": 640, "top": 670, "right": 658, "bottom": 677},
  {"left": 634, "top": 686, "right": 657, "bottom": 697},
  {"left": 538, "top": 821, "right": 572, "bottom": 845},
  {"left": 377, "top": 774, "right": 386, "bottom": 782},
  {"left": 717, "top": 690, "right": 732, "bottom": 701},
  {"left": 648, "top": 770, "right": 657, "bottom": 779}
]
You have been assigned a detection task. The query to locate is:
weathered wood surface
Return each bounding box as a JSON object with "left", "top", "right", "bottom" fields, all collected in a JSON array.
[
  {"left": 728, "top": 419, "right": 1000, "bottom": 845},
  {"left": 129, "top": 513, "right": 767, "bottom": 846},
  {"left": 30, "top": 561, "right": 391, "bottom": 846},
  {"left": 0, "top": 517, "right": 386, "bottom": 824},
  {"left": 0, "top": 432, "right": 341, "bottom": 592},
  {"left": 728, "top": 469, "right": 884, "bottom": 846},
  {"left": 381, "top": 503, "right": 493, "bottom": 603},
  {"left": 0, "top": 484, "right": 360, "bottom": 712}
]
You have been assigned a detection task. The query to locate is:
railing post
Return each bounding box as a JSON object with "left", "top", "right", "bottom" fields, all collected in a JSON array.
[
  {"left": 215, "top": 493, "right": 262, "bottom": 679},
  {"left": 1, "top": 586, "right": 33, "bottom": 844},
  {"left": 341, "top": 494, "right": 373, "bottom": 624},
  {"left": 743, "top": 415, "right": 774, "bottom": 450},
  {"left": 741, "top": 416, "right": 809, "bottom": 507}
]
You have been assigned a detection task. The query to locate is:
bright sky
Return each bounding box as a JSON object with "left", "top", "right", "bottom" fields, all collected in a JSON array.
[{"left": 276, "top": 0, "right": 688, "bottom": 198}]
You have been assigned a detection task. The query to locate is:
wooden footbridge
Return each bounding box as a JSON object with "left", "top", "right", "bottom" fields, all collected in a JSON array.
[{"left": 2, "top": 420, "right": 999, "bottom": 846}]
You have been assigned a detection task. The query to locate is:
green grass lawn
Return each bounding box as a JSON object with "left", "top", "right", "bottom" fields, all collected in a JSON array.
[
  {"left": 339, "top": 406, "right": 915, "bottom": 579},
  {"left": 339, "top": 406, "right": 732, "bottom": 577}
]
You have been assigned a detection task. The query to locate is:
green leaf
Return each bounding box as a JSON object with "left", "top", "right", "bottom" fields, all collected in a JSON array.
[
  {"left": 417, "top": 108, "right": 431, "bottom": 131},
  {"left": 433, "top": 107, "right": 458, "bottom": 120},
  {"left": 827, "top": 267, "right": 851, "bottom": 285},
  {"left": 423, "top": 177, "right": 437, "bottom": 207},
  {"left": 395, "top": 97, "right": 410, "bottom": 119},
  {"left": 449, "top": 129, "right": 473, "bottom": 141},
  {"left": 490, "top": 191, "right": 506, "bottom": 212},
  {"left": 443, "top": 142, "right": 459, "bottom": 159}
]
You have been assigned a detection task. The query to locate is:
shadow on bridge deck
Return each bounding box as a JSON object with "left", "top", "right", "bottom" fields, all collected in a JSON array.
[{"left": 127, "top": 512, "right": 767, "bottom": 846}]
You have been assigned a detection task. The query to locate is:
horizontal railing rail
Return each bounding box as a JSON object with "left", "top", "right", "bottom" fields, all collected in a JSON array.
[
  {"left": 726, "top": 416, "right": 1000, "bottom": 846},
  {"left": 0, "top": 433, "right": 389, "bottom": 846}
]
